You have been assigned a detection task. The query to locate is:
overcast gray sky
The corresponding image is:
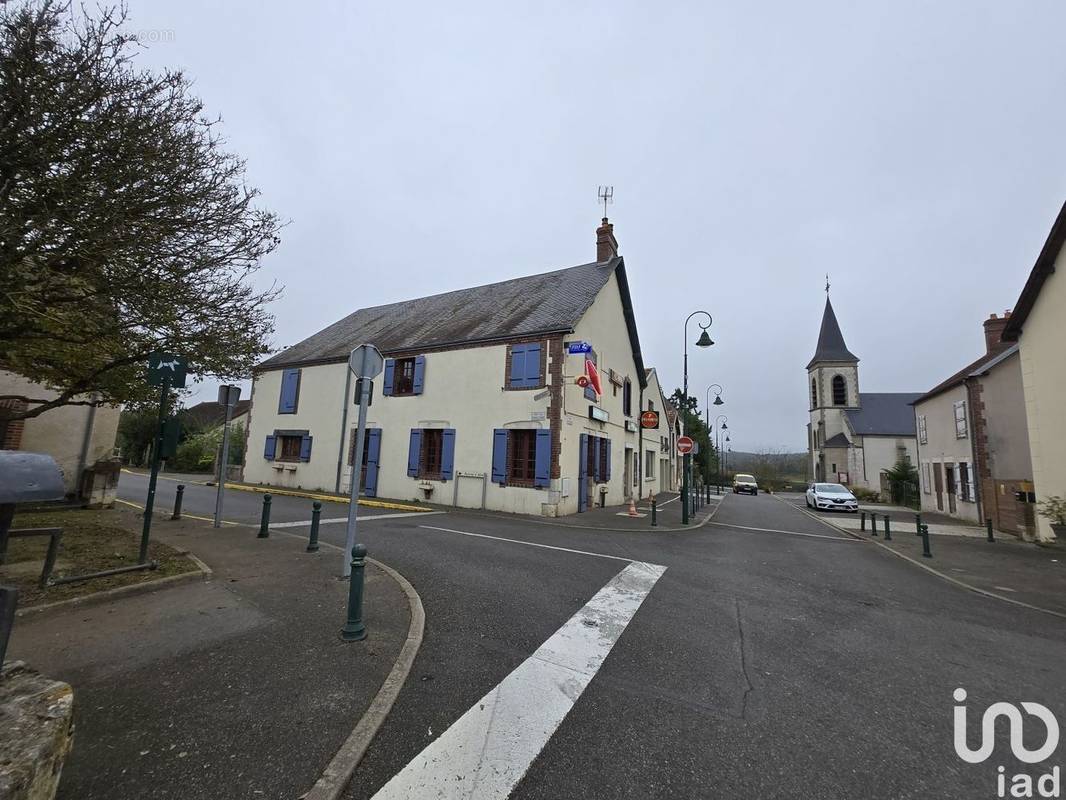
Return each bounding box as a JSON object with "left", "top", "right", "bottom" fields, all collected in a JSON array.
[{"left": 127, "top": 0, "right": 1065, "bottom": 452}]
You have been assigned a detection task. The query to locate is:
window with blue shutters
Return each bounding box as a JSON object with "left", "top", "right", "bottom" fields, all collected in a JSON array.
[
  {"left": 534, "top": 429, "right": 551, "bottom": 488},
  {"left": 491, "top": 429, "right": 508, "bottom": 484},
  {"left": 507, "top": 343, "right": 543, "bottom": 389},
  {"left": 278, "top": 368, "right": 301, "bottom": 413},
  {"left": 299, "top": 435, "right": 312, "bottom": 462},
  {"left": 264, "top": 435, "right": 277, "bottom": 461},
  {"left": 384, "top": 356, "right": 426, "bottom": 396},
  {"left": 408, "top": 428, "right": 451, "bottom": 479}
]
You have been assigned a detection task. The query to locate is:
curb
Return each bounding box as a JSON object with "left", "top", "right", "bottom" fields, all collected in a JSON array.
[
  {"left": 448, "top": 494, "right": 725, "bottom": 534},
  {"left": 774, "top": 494, "right": 1066, "bottom": 621},
  {"left": 15, "top": 559, "right": 212, "bottom": 619},
  {"left": 266, "top": 530, "right": 425, "bottom": 800},
  {"left": 120, "top": 468, "right": 432, "bottom": 514}
]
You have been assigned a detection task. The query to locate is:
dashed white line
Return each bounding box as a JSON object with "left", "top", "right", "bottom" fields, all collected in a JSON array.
[
  {"left": 370, "top": 560, "right": 666, "bottom": 800},
  {"left": 707, "top": 520, "right": 858, "bottom": 541}
]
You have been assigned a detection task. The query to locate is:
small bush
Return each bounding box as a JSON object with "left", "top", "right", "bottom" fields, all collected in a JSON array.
[
  {"left": 852, "top": 487, "right": 881, "bottom": 503},
  {"left": 1038, "top": 496, "right": 1066, "bottom": 525}
]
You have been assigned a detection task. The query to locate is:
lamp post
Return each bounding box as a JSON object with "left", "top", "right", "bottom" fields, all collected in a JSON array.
[
  {"left": 705, "top": 384, "right": 723, "bottom": 487},
  {"left": 682, "top": 311, "right": 714, "bottom": 525},
  {"left": 715, "top": 415, "right": 728, "bottom": 491}
]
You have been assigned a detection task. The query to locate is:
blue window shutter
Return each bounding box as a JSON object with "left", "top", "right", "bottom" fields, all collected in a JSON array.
[
  {"left": 509, "top": 345, "right": 527, "bottom": 388},
  {"left": 524, "top": 343, "right": 542, "bottom": 386},
  {"left": 591, "top": 437, "right": 600, "bottom": 482},
  {"left": 383, "top": 359, "right": 395, "bottom": 396},
  {"left": 365, "top": 429, "right": 382, "bottom": 497},
  {"left": 407, "top": 429, "right": 421, "bottom": 477},
  {"left": 441, "top": 428, "right": 455, "bottom": 480},
  {"left": 534, "top": 429, "right": 551, "bottom": 488},
  {"left": 278, "top": 369, "right": 300, "bottom": 413},
  {"left": 413, "top": 355, "right": 426, "bottom": 395},
  {"left": 300, "top": 435, "right": 312, "bottom": 462},
  {"left": 491, "top": 429, "right": 508, "bottom": 484},
  {"left": 578, "top": 435, "right": 588, "bottom": 512},
  {"left": 264, "top": 435, "right": 276, "bottom": 460},
  {"left": 604, "top": 439, "right": 611, "bottom": 482}
]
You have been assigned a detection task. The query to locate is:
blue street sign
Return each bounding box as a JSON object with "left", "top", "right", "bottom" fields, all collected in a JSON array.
[{"left": 567, "top": 341, "right": 592, "bottom": 354}]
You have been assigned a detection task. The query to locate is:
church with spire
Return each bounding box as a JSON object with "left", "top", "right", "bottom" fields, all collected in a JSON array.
[{"left": 807, "top": 290, "right": 921, "bottom": 491}]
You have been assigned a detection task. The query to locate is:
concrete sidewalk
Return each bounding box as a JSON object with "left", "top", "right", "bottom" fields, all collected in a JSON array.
[
  {"left": 534, "top": 490, "right": 721, "bottom": 531},
  {"left": 7, "top": 508, "right": 416, "bottom": 799},
  {"left": 782, "top": 496, "right": 1066, "bottom": 618}
]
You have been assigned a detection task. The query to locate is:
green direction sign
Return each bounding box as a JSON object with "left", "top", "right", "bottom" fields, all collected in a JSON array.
[{"left": 147, "top": 352, "right": 188, "bottom": 388}]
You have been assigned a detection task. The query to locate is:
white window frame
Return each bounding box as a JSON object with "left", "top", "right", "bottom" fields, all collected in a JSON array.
[
  {"left": 954, "top": 400, "right": 968, "bottom": 439},
  {"left": 917, "top": 414, "right": 928, "bottom": 444},
  {"left": 645, "top": 449, "right": 655, "bottom": 479},
  {"left": 921, "top": 462, "right": 932, "bottom": 494},
  {"left": 958, "top": 462, "right": 976, "bottom": 503}
]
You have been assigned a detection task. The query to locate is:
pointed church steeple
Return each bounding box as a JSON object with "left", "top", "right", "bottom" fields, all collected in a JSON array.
[{"left": 807, "top": 297, "right": 859, "bottom": 368}]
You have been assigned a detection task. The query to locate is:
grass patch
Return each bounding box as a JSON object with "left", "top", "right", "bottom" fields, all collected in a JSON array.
[{"left": 1, "top": 507, "right": 198, "bottom": 607}]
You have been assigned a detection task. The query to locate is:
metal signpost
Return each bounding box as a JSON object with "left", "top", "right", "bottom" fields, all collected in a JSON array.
[
  {"left": 677, "top": 436, "right": 695, "bottom": 525},
  {"left": 342, "top": 344, "right": 384, "bottom": 578},
  {"left": 141, "top": 352, "right": 188, "bottom": 562},
  {"left": 213, "top": 384, "right": 242, "bottom": 528}
]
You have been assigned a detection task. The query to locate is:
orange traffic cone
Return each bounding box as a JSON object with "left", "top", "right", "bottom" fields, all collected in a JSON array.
[{"left": 628, "top": 499, "right": 639, "bottom": 517}]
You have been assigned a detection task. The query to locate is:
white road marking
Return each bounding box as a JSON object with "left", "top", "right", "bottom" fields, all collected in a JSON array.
[
  {"left": 371, "top": 560, "right": 666, "bottom": 800},
  {"left": 268, "top": 511, "right": 444, "bottom": 528},
  {"left": 418, "top": 525, "right": 636, "bottom": 563},
  {"left": 707, "top": 520, "right": 858, "bottom": 542}
]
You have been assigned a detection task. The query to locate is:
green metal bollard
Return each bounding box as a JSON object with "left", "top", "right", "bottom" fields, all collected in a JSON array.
[
  {"left": 171, "top": 484, "right": 185, "bottom": 520},
  {"left": 340, "top": 544, "right": 368, "bottom": 642},
  {"left": 860, "top": 511, "right": 866, "bottom": 531},
  {"left": 883, "top": 515, "right": 891, "bottom": 541},
  {"left": 651, "top": 497, "right": 657, "bottom": 527},
  {"left": 920, "top": 523, "right": 932, "bottom": 558},
  {"left": 257, "top": 494, "right": 272, "bottom": 538},
  {"left": 307, "top": 501, "right": 322, "bottom": 552},
  {"left": 870, "top": 513, "right": 878, "bottom": 537},
  {"left": 915, "top": 513, "right": 922, "bottom": 537},
  {"left": 986, "top": 517, "right": 995, "bottom": 543}
]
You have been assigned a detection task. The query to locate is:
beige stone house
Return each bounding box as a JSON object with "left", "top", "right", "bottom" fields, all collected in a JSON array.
[
  {"left": 243, "top": 218, "right": 667, "bottom": 517},
  {"left": 1003, "top": 200, "right": 1066, "bottom": 542},
  {"left": 912, "top": 313, "right": 1034, "bottom": 536},
  {"left": 0, "top": 371, "right": 120, "bottom": 500}
]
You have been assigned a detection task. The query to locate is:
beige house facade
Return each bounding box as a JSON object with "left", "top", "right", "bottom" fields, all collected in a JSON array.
[
  {"left": 244, "top": 219, "right": 672, "bottom": 517},
  {"left": 912, "top": 310, "right": 1034, "bottom": 535},
  {"left": 0, "top": 371, "right": 120, "bottom": 498},
  {"left": 1004, "top": 200, "right": 1066, "bottom": 542}
]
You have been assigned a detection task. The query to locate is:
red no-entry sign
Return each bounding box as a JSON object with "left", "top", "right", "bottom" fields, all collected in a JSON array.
[{"left": 677, "top": 436, "right": 694, "bottom": 455}]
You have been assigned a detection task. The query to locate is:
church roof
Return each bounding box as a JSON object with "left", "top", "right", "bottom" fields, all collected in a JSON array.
[
  {"left": 823, "top": 432, "right": 851, "bottom": 448},
  {"left": 845, "top": 393, "right": 922, "bottom": 437},
  {"left": 807, "top": 297, "right": 859, "bottom": 368}
]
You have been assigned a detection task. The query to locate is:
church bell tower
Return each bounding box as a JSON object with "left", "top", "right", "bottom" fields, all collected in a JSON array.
[{"left": 807, "top": 288, "right": 860, "bottom": 481}]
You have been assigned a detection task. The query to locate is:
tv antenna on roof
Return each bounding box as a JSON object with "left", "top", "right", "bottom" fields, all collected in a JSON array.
[{"left": 598, "top": 185, "right": 614, "bottom": 218}]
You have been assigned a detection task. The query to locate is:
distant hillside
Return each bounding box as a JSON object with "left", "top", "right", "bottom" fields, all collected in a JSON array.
[{"left": 726, "top": 450, "right": 807, "bottom": 483}]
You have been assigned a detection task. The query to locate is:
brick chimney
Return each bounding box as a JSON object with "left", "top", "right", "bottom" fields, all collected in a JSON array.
[
  {"left": 596, "top": 217, "right": 618, "bottom": 262},
  {"left": 983, "top": 310, "right": 1011, "bottom": 352}
]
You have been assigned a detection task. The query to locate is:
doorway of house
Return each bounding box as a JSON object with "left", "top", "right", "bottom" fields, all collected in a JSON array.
[
  {"left": 933, "top": 463, "right": 944, "bottom": 511},
  {"left": 945, "top": 464, "right": 957, "bottom": 514}
]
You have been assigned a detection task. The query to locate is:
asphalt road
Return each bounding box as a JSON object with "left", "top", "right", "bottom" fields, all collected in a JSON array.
[{"left": 118, "top": 473, "right": 1066, "bottom": 799}]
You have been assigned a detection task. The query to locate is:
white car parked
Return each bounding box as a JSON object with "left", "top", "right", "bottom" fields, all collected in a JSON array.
[{"left": 805, "top": 483, "right": 859, "bottom": 513}]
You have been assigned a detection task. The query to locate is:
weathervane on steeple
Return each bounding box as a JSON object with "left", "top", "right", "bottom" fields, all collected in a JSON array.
[
  {"left": 825, "top": 274, "right": 830, "bottom": 296},
  {"left": 598, "top": 185, "right": 614, "bottom": 219}
]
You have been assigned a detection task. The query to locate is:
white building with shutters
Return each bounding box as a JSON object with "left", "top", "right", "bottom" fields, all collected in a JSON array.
[{"left": 243, "top": 218, "right": 674, "bottom": 517}]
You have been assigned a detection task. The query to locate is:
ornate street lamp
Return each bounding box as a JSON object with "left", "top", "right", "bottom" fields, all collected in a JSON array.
[{"left": 682, "top": 311, "right": 713, "bottom": 524}]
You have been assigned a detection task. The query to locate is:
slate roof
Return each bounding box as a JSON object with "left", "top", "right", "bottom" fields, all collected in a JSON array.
[
  {"left": 845, "top": 393, "right": 922, "bottom": 436},
  {"left": 181, "top": 399, "right": 250, "bottom": 430},
  {"left": 823, "top": 432, "right": 851, "bottom": 448},
  {"left": 258, "top": 256, "right": 647, "bottom": 386},
  {"left": 807, "top": 297, "right": 859, "bottom": 368},
  {"left": 912, "top": 343, "right": 1017, "bottom": 405},
  {"left": 1004, "top": 200, "right": 1065, "bottom": 341}
]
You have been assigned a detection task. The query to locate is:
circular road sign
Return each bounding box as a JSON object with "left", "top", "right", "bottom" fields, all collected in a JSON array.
[
  {"left": 640, "top": 410, "right": 659, "bottom": 429},
  {"left": 677, "top": 435, "right": 694, "bottom": 455}
]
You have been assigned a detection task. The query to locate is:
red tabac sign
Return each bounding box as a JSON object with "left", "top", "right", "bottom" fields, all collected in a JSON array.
[{"left": 640, "top": 410, "right": 659, "bottom": 429}]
